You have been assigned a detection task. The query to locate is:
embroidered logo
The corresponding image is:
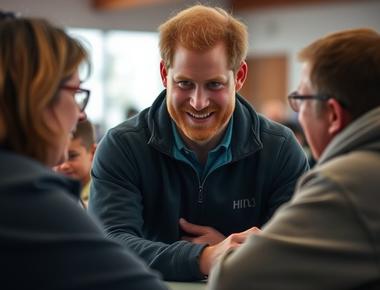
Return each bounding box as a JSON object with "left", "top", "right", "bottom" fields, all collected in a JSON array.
[{"left": 232, "top": 198, "right": 256, "bottom": 210}]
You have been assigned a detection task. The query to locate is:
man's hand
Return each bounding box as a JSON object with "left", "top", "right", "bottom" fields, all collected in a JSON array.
[
  {"left": 180, "top": 218, "right": 225, "bottom": 246},
  {"left": 199, "top": 226, "right": 261, "bottom": 275}
]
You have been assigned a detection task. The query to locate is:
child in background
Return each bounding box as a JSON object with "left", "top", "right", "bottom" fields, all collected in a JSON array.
[{"left": 55, "top": 119, "right": 96, "bottom": 207}]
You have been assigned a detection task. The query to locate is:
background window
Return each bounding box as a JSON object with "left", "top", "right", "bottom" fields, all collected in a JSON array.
[{"left": 68, "top": 28, "right": 163, "bottom": 138}]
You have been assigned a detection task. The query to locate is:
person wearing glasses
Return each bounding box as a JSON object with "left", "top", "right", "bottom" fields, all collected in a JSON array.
[
  {"left": 89, "top": 4, "right": 309, "bottom": 281},
  {"left": 208, "top": 28, "right": 380, "bottom": 290},
  {"left": 0, "top": 12, "right": 169, "bottom": 290}
]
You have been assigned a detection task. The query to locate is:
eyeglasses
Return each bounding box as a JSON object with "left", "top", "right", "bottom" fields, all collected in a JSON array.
[
  {"left": 288, "top": 91, "right": 330, "bottom": 112},
  {"left": 60, "top": 85, "right": 90, "bottom": 112}
]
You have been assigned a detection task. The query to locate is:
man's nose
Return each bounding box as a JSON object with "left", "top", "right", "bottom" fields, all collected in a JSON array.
[{"left": 189, "top": 88, "right": 209, "bottom": 111}]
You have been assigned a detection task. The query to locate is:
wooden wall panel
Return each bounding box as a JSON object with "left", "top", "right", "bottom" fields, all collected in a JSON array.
[
  {"left": 239, "top": 55, "right": 288, "bottom": 111},
  {"left": 92, "top": 0, "right": 177, "bottom": 10}
]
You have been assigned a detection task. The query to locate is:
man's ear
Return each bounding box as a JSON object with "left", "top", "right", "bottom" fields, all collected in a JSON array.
[
  {"left": 235, "top": 61, "right": 248, "bottom": 92},
  {"left": 326, "top": 98, "right": 351, "bottom": 136},
  {"left": 160, "top": 61, "right": 168, "bottom": 88}
]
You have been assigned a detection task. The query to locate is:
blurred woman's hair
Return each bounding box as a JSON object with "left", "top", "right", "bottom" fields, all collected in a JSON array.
[{"left": 0, "top": 15, "right": 89, "bottom": 164}]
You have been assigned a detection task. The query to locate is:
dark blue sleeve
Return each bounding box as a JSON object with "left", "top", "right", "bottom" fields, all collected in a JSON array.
[
  {"left": 88, "top": 129, "right": 207, "bottom": 281},
  {"left": 263, "top": 129, "right": 309, "bottom": 224},
  {"left": 1, "top": 182, "right": 169, "bottom": 290}
]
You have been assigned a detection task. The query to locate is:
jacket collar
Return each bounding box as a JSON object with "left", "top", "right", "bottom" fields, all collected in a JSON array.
[{"left": 319, "top": 106, "right": 380, "bottom": 165}]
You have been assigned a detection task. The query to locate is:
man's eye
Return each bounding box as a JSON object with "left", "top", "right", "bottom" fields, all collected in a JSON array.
[
  {"left": 178, "top": 81, "right": 193, "bottom": 89},
  {"left": 207, "top": 82, "right": 223, "bottom": 90}
]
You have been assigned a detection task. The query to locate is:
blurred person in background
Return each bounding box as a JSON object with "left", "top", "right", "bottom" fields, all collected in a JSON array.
[
  {"left": 55, "top": 119, "right": 97, "bottom": 208},
  {"left": 260, "top": 99, "right": 289, "bottom": 124},
  {"left": 0, "top": 12, "right": 168, "bottom": 290},
  {"left": 89, "top": 4, "right": 309, "bottom": 281},
  {"left": 125, "top": 106, "right": 139, "bottom": 119},
  {"left": 208, "top": 28, "right": 380, "bottom": 290}
]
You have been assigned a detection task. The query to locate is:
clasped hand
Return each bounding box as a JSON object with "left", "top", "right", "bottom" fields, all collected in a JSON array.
[
  {"left": 180, "top": 218, "right": 225, "bottom": 245},
  {"left": 179, "top": 218, "right": 261, "bottom": 275}
]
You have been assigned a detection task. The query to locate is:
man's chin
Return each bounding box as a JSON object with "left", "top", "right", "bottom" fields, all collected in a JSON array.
[{"left": 185, "top": 130, "right": 216, "bottom": 144}]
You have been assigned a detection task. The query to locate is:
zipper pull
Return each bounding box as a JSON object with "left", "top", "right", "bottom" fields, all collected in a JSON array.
[{"left": 198, "top": 185, "right": 203, "bottom": 203}]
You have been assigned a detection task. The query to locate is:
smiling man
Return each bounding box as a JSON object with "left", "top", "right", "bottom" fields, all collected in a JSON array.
[{"left": 89, "top": 4, "right": 308, "bottom": 281}]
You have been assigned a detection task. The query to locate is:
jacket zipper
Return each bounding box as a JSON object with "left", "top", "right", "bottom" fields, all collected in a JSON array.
[
  {"left": 197, "top": 174, "right": 208, "bottom": 204},
  {"left": 198, "top": 185, "right": 203, "bottom": 203},
  {"left": 196, "top": 157, "right": 248, "bottom": 204},
  {"left": 176, "top": 158, "right": 226, "bottom": 204}
]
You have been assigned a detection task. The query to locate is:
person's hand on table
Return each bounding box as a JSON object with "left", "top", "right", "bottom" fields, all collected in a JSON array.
[
  {"left": 180, "top": 218, "right": 225, "bottom": 246},
  {"left": 198, "top": 226, "right": 261, "bottom": 275}
]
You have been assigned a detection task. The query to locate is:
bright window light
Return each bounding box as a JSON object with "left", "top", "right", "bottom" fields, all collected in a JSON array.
[{"left": 67, "top": 28, "right": 163, "bottom": 136}]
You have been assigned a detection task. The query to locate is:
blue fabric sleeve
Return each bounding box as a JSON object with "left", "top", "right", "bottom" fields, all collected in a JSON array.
[
  {"left": 263, "top": 128, "right": 309, "bottom": 224},
  {"left": 88, "top": 129, "right": 207, "bottom": 281}
]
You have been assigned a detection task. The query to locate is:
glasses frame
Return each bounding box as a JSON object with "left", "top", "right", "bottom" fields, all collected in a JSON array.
[
  {"left": 288, "top": 91, "right": 331, "bottom": 112},
  {"left": 60, "top": 85, "right": 90, "bottom": 112}
]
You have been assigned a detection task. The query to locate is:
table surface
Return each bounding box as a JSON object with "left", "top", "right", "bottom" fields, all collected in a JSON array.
[{"left": 166, "top": 281, "right": 207, "bottom": 290}]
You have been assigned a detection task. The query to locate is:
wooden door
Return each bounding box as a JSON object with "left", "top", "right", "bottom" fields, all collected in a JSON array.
[{"left": 239, "top": 55, "right": 288, "bottom": 112}]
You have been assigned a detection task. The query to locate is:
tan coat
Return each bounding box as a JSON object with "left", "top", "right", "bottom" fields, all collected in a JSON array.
[{"left": 208, "top": 107, "right": 380, "bottom": 290}]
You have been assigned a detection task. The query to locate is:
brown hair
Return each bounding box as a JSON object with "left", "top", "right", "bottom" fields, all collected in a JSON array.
[
  {"left": 298, "top": 28, "right": 380, "bottom": 119},
  {"left": 0, "top": 16, "right": 88, "bottom": 164},
  {"left": 73, "top": 119, "right": 96, "bottom": 150},
  {"left": 159, "top": 4, "right": 248, "bottom": 72}
]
